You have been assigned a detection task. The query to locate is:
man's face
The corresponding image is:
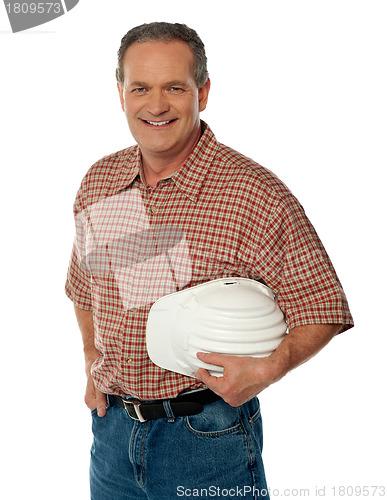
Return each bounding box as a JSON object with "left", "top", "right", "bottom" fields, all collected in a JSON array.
[{"left": 118, "top": 40, "right": 210, "bottom": 165}]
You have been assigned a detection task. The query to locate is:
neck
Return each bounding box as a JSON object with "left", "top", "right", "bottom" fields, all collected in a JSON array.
[
  {"left": 141, "top": 127, "right": 202, "bottom": 188},
  {"left": 141, "top": 156, "right": 183, "bottom": 188}
]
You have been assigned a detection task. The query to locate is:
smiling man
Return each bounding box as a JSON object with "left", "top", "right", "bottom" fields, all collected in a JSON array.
[{"left": 66, "top": 22, "right": 354, "bottom": 500}]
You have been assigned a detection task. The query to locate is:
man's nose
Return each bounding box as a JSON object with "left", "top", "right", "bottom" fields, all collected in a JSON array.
[{"left": 146, "top": 90, "right": 170, "bottom": 116}]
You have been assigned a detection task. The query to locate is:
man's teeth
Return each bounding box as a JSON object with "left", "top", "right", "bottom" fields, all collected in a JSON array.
[{"left": 145, "top": 120, "right": 172, "bottom": 126}]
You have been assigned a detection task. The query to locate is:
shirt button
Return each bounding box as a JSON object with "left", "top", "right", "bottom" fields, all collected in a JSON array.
[
  {"left": 126, "top": 358, "right": 133, "bottom": 365},
  {"left": 149, "top": 206, "right": 157, "bottom": 215},
  {"left": 129, "top": 307, "right": 138, "bottom": 314}
]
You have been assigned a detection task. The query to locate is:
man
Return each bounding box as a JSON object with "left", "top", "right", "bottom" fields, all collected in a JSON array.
[{"left": 66, "top": 22, "right": 353, "bottom": 499}]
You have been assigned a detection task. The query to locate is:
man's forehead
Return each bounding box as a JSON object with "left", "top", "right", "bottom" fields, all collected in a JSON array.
[
  {"left": 122, "top": 40, "right": 195, "bottom": 83},
  {"left": 123, "top": 40, "right": 194, "bottom": 65}
]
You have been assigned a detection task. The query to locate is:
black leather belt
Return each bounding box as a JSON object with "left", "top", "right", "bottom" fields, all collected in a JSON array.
[{"left": 111, "top": 389, "right": 221, "bottom": 422}]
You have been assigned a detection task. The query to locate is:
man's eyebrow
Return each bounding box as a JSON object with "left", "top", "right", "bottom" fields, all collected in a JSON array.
[
  {"left": 128, "top": 81, "right": 149, "bottom": 88},
  {"left": 165, "top": 80, "right": 189, "bottom": 87},
  {"left": 128, "top": 80, "right": 189, "bottom": 88}
]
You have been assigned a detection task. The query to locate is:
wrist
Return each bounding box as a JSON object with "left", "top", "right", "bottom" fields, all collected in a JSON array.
[
  {"left": 263, "top": 350, "right": 291, "bottom": 385},
  {"left": 84, "top": 348, "right": 100, "bottom": 373}
]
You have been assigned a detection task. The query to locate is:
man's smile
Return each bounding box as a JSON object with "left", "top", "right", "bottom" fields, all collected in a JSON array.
[{"left": 141, "top": 119, "right": 177, "bottom": 127}]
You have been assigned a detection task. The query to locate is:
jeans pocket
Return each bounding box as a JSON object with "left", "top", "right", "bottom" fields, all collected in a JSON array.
[
  {"left": 248, "top": 402, "right": 261, "bottom": 426},
  {"left": 183, "top": 399, "right": 242, "bottom": 437}
]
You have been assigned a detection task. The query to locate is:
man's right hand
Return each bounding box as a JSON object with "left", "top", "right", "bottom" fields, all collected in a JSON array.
[{"left": 85, "top": 365, "right": 107, "bottom": 417}]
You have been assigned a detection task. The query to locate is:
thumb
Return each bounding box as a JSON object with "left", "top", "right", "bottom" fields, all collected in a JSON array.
[{"left": 96, "top": 389, "right": 107, "bottom": 418}]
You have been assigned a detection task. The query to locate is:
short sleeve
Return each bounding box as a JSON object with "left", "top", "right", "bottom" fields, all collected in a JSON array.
[
  {"left": 65, "top": 178, "right": 93, "bottom": 311},
  {"left": 65, "top": 241, "right": 93, "bottom": 310},
  {"left": 260, "top": 194, "right": 354, "bottom": 333}
]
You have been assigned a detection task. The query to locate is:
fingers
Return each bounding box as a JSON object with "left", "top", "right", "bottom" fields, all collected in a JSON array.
[
  {"left": 195, "top": 351, "right": 227, "bottom": 386},
  {"left": 195, "top": 352, "right": 227, "bottom": 400},
  {"left": 196, "top": 351, "right": 230, "bottom": 367},
  {"left": 85, "top": 374, "right": 107, "bottom": 417},
  {"left": 195, "top": 366, "right": 240, "bottom": 406},
  {"left": 95, "top": 389, "right": 107, "bottom": 417},
  {"left": 195, "top": 352, "right": 264, "bottom": 407},
  {"left": 195, "top": 367, "right": 222, "bottom": 389}
]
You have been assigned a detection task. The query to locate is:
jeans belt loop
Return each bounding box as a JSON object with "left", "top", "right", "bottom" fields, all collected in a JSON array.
[
  {"left": 122, "top": 399, "right": 147, "bottom": 423},
  {"left": 162, "top": 399, "right": 175, "bottom": 423}
]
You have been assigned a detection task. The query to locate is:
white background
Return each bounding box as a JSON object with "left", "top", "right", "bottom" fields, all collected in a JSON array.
[{"left": 1, "top": 1, "right": 386, "bottom": 498}]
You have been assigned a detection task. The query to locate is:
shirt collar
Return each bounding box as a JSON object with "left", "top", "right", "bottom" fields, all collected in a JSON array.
[
  {"left": 112, "top": 146, "right": 142, "bottom": 194},
  {"left": 112, "top": 121, "right": 218, "bottom": 200},
  {"left": 170, "top": 121, "right": 218, "bottom": 202}
]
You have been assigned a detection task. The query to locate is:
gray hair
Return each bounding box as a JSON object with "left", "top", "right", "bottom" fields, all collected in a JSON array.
[{"left": 116, "top": 22, "right": 209, "bottom": 88}]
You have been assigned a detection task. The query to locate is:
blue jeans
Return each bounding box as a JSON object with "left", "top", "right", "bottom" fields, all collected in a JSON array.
[{"left": 90, "top": 395, "right": 270, "bottom": 499}]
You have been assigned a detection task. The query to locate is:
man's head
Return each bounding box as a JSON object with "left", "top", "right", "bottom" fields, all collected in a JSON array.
[
  {"left": 116, "top": 22, "right": 209, "bottom": 89},
  {"left": 116, "top": 22, "right": 211, "bottom": 185}
]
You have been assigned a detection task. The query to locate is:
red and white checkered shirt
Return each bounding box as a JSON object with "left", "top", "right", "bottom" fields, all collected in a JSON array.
[{"left": 65, "top": 122, "right": 354, "bottom": 399}]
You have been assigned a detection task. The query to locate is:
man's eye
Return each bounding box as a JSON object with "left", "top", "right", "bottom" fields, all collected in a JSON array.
[
  {"left": 168, "top": 87, "right": 184, "bottom": 93},
  {"left": 133, "top": 88, "right": 147, "bottom": 93}
]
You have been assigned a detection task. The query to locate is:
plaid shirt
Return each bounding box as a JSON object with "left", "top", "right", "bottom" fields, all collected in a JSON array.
[{"left": 65, "top": 122, "right": 354, "bottom": 399}]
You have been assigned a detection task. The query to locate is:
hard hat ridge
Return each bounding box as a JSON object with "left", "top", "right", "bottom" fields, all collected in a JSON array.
[{"left": 146, "top": 278, "right": 288, "bottom": 378}]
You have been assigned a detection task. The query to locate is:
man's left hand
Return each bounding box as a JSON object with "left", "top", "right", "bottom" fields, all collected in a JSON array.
[
  {"left": 195, "top": 324, "right": 341, "bottom": 407},
  {"left": 195, "top": 352, "right": 281, "bottom": 407}
]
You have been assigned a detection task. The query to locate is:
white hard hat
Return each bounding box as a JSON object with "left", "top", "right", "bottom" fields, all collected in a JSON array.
[{"left": 146, "top": 277, "right": 287, "bottom": 378}]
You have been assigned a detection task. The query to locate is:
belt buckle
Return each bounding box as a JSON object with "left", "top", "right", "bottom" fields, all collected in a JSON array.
[{"left": 122, "top": 399, "right": 147, "bottom": 423}]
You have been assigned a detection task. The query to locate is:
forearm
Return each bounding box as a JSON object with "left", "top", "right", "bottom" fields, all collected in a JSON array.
[
  {"left": 74, "top": 304, "right": 107, "bottom": 415},
  {"left": 268, "top": 323, "right": 341, "bottom": 383},
  {"left": 73, "top": 305, "right": 98, "bottom": 367}
]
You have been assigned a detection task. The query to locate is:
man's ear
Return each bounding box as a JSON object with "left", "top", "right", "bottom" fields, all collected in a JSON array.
[
  {"left": 117, "top": 82, "right": 125, "bottom": 111},
  {"left": 198, "top": 78, "right": 211, "bottom": 112}
]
